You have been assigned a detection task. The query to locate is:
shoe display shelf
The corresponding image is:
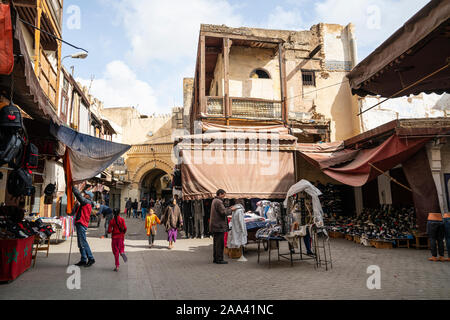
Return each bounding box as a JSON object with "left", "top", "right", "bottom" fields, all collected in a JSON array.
[
  {"left": 370, "top": 239, "right": 393, "bottom": 249},
  {"left": 410, "top": 234, "right": 430, "bottom": 250}
]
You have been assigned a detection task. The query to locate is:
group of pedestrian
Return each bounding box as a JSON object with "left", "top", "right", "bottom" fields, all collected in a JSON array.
[
  {"left": 125, "top": 197, "right": 159, "bottom": 220},
  {"left": 71, "top": 184, "right": 250, "bottom": 270}
]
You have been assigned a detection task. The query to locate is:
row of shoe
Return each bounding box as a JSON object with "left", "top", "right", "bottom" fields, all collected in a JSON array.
[
  {"left": 324, "top": 206, "right": 417, "bottom": 241},
  {"left": 0, "top": 217, "right": 55, "bottom": 240}
]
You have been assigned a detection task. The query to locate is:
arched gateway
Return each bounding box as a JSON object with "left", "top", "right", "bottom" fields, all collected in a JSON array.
[{"left": 124, "top": 143, "right": 175, "bottom": 206}]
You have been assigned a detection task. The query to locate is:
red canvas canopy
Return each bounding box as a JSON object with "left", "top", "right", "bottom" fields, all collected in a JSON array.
[
  {"left": 298, "top": 135, "right": 430, "bottom": 187},
  {"left": 0, "top": 3, "right": 13, "bottom": 75}
]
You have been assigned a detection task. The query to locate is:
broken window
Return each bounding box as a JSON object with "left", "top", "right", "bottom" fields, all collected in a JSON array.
[
  {"left": 250, "top": 68, "right": 271, "bottom": 79},
  {"left": 302, "top": 70, "right": 316, "bottom": 86}
]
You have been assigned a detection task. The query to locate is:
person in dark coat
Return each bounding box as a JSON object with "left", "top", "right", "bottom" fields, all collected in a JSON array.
[
  {"left": 132, "top": 199, "right": 138, "bottom": 218},
  {"left": 210, "top": 189, "right": 235, "bottom": 264},
  {"left": 125, "top": 198, "right": 132, "bottom": 218}
]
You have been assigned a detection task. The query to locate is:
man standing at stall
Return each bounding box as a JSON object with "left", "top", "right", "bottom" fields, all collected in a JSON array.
[
  {"left": 210, "top": 189, "right": 234, "bottom": 265},
  {"left": 73, "top": 183, "right": 96, "bottom": 267}
]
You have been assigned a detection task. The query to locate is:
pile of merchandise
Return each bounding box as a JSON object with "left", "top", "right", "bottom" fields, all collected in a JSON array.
[
  {"left": 0, "top": 207, "right": 55, "bottom": 240},
  {"left": 316, "top": 183, "right": 346, "bottom": 218},
  {"left": 325, "top": 205, "right": 417, "bottom": 241}
]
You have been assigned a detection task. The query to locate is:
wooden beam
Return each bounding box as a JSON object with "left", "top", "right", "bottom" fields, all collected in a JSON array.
[
  {"left": 34, "top": 0, "right": 42, "bottom": 76},
  {"left": 55, "top": 41, "right": 62, "bottom": 113},
  {"left": 200, "top": 35, "right": 206, "bottom": 115},
  {"left": 223, "top": 38, "right": 230, "bottom": 121},
  {"left": 201, "top": 31, "right": 283, "bottom": 44},
  {"left": 279, "top": 44, "right": 288, "bottom": 122}
]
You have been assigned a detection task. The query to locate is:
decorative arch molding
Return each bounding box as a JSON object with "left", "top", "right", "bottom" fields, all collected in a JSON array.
[{"left": 132, "top": 159, "right": 174, "bottom": 186}]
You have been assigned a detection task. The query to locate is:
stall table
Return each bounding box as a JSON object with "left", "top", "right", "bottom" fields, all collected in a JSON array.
[{"left": 0, "top": 236, "right": 35, "bottom": 282}]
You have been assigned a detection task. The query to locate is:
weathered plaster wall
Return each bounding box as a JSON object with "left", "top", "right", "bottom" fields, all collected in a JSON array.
[
  {"left": 360, "top": 94, "right": 450, "bottom": 131},
  {"left": 100, "top": 107, "right": 175, "bottom": 145},
  {"left": 211, "top": 46, "right": 281, "bottom": 101}
]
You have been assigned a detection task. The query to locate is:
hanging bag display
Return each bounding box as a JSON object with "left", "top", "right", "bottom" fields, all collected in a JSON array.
[
  {"left": 24, "top": 143, "right": 38, "bottom": 170},
  {"left": 0, "top": 103, "right": 26, "bottom": 168},
  {"left": 7, "top": 167, "right": 35, "bottom": 197}
]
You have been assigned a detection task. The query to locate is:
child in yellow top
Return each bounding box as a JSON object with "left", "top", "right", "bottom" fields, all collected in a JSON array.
[{"left": 145, "top": 209, "right": 161, "bottom": 248}]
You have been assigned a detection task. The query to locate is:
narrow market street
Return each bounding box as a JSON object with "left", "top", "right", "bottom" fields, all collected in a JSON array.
[{"left": 1, "top": 215, "right": 449, "bottom": 300}]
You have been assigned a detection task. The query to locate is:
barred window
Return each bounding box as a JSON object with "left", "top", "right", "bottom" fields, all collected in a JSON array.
[{"left": 302, "top": 70, "right": 316, "bottom": 86}]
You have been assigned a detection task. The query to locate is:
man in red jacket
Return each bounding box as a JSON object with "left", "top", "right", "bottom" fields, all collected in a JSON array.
[{"left": 73, "top": 184, "right": 96, "bottom": 267}]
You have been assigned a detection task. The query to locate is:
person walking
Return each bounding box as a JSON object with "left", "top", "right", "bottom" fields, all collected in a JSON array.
[
  {"left": 210, "top": 189, "right": 234, "bottom": 264},
  {"left": 72, "top": 183, "right": 96, "bottom": 267},
  {"left": 108, "top": 209, "right": 128, "bottom": 271},
  {"left": 444, "top": 213, "right": 450, "bottom": 261},
  {"left": 132, "top": 199, "right": 138, "bottom": 218},
  {"left": 161, "top": 198, "right": 183, "bottom": 250},
  {"left": 145, "top": 209, "right": 161, "bottom": 248},
  {"left": 427, "top": 212, "right": 446, "bottom": 262},
  {"left": 141, "top": 198, "right": 149, "bottom": 221},
  {"left": 125, "top": 198, "right": 132, "bottom": 218},
  {"left": 97, "top": 202, "right": 113, "bottom": 239}
]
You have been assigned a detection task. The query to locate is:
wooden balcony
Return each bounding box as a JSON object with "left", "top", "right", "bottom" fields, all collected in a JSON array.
[
  {"left": 15, "top": 0, "right": 63, "bottom": 50},
  {"left": 204, "top": 96, "right": 282, "bottom": 120},
  {"left": 38, "top": 49, "right": 58, "bottom": 109}
]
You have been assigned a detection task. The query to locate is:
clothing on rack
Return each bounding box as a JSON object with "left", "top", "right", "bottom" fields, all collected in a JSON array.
[{"left": 228, "top": 204, "right": 247, "bottom": 248}]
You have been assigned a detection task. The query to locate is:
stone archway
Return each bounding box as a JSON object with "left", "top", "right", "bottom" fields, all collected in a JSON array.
[
  {"left": 139, "top": 168, "right": 172, "bottom": 202},
  {"left": 123, "top": 142, "right": 175, "bottom": 209},
  {"left": 132, "top": 159, "right": 174, "bottom": 188}
]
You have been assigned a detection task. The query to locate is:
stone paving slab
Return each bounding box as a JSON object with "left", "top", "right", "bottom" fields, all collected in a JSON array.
[{"left": 0, "top": 216, "right": 449, "bottom": 300}]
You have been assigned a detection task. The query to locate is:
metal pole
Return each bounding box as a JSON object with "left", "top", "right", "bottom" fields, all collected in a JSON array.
[{"left": 67, "top": 220, "right": 74, "bottom": 266}]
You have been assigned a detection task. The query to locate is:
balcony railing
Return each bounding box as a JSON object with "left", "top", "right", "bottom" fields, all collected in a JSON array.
[
  {"left": 231, "top": 98, "right": 282, "bottom": 120},
  {"left": 206, "top": 96, "right": 224, "bottom": 116},
  {"left": 38, "top": 49, "right": 58, "bottom": 109},
  {"left": 203, "top": 96, "right": 282, "bottom": 120}
]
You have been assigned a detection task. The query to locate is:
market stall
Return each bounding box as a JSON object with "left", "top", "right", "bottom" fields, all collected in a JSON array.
[
  {"left": 0, "top": 206, "right": 55, "bottom": 281},
  {"left": 253, "top": 180, "right": 332, "bottom": 270}
]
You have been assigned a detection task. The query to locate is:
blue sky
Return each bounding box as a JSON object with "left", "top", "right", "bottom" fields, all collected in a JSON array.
[{"left": 61, "top": 0, "right": 430, "bottom": 115}]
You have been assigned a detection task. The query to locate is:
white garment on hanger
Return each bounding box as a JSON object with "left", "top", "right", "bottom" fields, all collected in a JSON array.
[{"left": 228, "top": 204, "right": 247, "bottom": 248}]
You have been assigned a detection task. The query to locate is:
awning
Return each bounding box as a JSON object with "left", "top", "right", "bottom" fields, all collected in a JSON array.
[
  {"left": 201, "top": 122, "right": 290, "bottom": 134},
  {"left": 178, "top": 130, "right": 296, "bottom": 200},
  {"left": 0, "top": 18, "right": 61, "bottom": 124},
  {"left": 302, "top": 135, "right": 430, "bottom": 187},
  {"left": 347, "top": 0, "right": 450, "bottom": 97},
  {"left": 51, "top": 124, "right": 131, "bottom": 183}
]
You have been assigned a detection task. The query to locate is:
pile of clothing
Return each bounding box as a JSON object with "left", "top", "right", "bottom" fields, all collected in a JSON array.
[
  {"left": 0, "top": 217, "right": 55, "bottom": 240},
  {"left": 255, "top": 224, "right": 283, "bottom": 239},
  {"left": 325, "top": 206, "right": 417, "bottom": 241},
  {"left": 255, "top": 201, "right": 281, "bottom": 222}
]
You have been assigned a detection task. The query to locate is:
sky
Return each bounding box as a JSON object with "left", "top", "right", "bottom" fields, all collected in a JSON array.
[{"left": 61, "top": 0, "right": 431, "bottom": 116}]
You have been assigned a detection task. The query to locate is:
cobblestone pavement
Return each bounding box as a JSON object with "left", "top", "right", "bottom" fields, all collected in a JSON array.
[{"left": 1, "top": 215, "right": 449, "bottom": 300}]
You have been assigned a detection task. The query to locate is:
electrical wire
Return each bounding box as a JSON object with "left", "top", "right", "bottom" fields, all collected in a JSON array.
[
  {"left": 16, "top": 17, "right": 88, "bottom": 54},
  {"left": 285, "top": 79, "right": 350, "bottom": 102}
]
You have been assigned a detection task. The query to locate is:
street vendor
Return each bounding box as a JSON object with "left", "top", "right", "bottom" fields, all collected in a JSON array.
[{"left": 72, "top": 183, "right": 96, "bottom": 267}]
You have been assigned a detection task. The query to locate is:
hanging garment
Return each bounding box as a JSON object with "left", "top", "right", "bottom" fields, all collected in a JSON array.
[{"left": 228, "top": 204, "right": 247, "bottom": 248}]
